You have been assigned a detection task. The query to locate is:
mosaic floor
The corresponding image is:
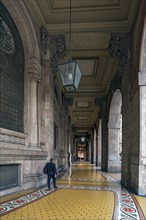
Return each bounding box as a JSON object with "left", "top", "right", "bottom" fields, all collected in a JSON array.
[{"left": 0, "top": 163, "right": 146, "bottom": 220}]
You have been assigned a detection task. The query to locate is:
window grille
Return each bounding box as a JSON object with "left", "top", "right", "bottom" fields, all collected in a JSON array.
[{"left": 0, "top": 3, "right": 24, "bottom": 132}]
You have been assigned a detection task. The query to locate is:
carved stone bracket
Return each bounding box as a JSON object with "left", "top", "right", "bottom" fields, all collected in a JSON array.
[
  {"left": 95, "top": 97, "right": 107, "bottom": 118},
  {"left": 108, "top": 33, "right": 130, "bottom": 75},
  {"left": 40, "top": 26, "right": 48, "bottom": 55},
  {"left": 48, "top": 35, "right": 66, "bottom": 74},
  {"left": 40, "top": 26, "right": 66, "bottom": 74},
  {"left": 63, "top": 96, "right": 73, "bottom": 108},
  {"left": 110, "top": 74, "right": 122, "bottom": 93}
]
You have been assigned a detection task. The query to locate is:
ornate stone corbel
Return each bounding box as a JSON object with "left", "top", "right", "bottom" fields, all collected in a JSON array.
[
  {"left": 63, "top": 96, "right": 73, "bottom": 108},
  {"left": 40, "top": 26, "right": 48, "bottom": 55},
  {"left": 108, "top": 33, "right": 130, "bottom": 75},
  {"left": 48, "top": 35, "right": 66, "bottom": 74},
  {"left": 110, "top": 74, "right": 122, "bottom": 93},
  {"left": 40, "top": 26, "right": 66, "bottom": 74},
  {"left": 95, "top": 97, "right": 107, "bottom": 118}
]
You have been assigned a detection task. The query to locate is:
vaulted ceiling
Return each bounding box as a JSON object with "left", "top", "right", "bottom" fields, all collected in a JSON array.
[{"left": 24, "top": 0, "right": 139, "bottom": 138}]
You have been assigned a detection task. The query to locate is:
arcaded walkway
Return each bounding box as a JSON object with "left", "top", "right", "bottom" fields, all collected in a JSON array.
[{"left": 0, "top": 163, "right": 145, "bottom": 220}]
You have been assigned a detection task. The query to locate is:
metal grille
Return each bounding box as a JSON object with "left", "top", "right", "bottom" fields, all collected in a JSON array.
[
  {"left": 0, "top": 164, "right": 19, "bottom": 191},
  {"left": 0, "top": 4, "right": 24, "bottom": 132},
  {"left": 0, "top": 68, "right": 24, "bottom": 132}
]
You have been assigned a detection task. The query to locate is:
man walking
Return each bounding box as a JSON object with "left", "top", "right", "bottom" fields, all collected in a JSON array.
[{"left": 46, "top": 158, "right": 57, "bottom": 190}]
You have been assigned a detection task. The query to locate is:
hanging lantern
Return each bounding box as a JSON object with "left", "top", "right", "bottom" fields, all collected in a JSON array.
[
  {"left": 58, "top": 0, "right": 82, "bottom": 92},
  {"left": 58, "top": 60, "right": 81, "bottom": 92},
  {"left": 81, "top": 136, "right": 85, "bottom": 142}
]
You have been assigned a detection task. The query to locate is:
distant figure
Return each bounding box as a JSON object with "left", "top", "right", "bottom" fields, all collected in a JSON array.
[{"left": 46, "top": 158, "right": 57, "bottom": 190}]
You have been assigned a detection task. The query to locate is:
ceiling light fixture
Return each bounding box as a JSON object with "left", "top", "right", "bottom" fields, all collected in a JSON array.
[
  {"left": 81, "top": 136, "right": 85, "bottom": 142},
  {"left": 58, "top": 0, "right": 82, "bottom": 92}
]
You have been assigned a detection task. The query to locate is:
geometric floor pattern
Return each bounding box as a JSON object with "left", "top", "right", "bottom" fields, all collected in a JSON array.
[{"left": 0, "top": 162, "right": 145, "bottom": 220}]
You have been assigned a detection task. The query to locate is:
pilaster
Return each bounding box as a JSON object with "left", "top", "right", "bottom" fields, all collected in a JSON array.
[{"left": 28, "top": 59, "right": 42, "bottom": 148}]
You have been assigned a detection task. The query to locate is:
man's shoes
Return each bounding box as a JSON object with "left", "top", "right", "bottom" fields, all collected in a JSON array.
[
  {"left": 48, "top": 188, "right": 51, "bottom": 191},
  {"left": 54, "top": 186, "right": 57, "bottom": 189}
]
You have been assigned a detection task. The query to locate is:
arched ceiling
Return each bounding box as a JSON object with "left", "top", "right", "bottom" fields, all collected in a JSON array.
[{"left": 24, "top": 0, "right": 139, "bottom": 137}]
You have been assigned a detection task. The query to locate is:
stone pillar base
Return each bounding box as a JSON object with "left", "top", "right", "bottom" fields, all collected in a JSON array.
[{"left": 108, "top": 160, "right": 121, "bottom": 172}]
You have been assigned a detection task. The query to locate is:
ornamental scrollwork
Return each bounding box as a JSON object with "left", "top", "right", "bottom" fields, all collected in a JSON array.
[{"left": 0, "top": 16, "right": 15, "bottom": 54}]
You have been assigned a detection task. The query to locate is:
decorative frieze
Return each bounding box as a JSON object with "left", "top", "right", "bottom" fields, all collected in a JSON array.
[{"left": 0, "top": 134, "right": 25, "bottom": 145}]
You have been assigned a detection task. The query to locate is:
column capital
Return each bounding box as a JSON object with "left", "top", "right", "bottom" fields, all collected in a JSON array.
[{"left": 28, "top": 58, "right": 42, "bottom": 81}]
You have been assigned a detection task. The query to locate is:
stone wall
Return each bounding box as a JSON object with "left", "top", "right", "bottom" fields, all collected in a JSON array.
[
  {"left": 0, "top": 0, "right": 48, "bottom": 196},
  {"left": 121, "top": 0, "right": 146, "bottom": 195}
]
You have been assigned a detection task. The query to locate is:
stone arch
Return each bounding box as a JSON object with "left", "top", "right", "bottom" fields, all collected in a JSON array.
[
  {"left": 108, "top": 90, "right": 122, "bottom": 172},
  {"left": 140, "top": 16, "right": 146, "bottom": 72},
  {"left": 1, "top": 0, "right": 41, "bottom": 138},
  {"left": 1, "top": 0, "right": 40, "bottom": 61}
]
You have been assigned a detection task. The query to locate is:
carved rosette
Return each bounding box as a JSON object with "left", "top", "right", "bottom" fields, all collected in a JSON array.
[{"left": 0, "top": 134, "right": 25, "bottom": 145}]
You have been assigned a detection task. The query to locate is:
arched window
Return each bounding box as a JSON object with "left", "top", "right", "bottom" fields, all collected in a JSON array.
[{"left": 0, "top": 2, "right": 24, "bottom": 132}]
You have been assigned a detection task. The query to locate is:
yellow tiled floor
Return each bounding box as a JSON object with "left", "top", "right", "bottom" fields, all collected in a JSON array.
[
  {"left": 71, "top": 169, "right": 105, "bottom": 180},
  {"left": 1, "top": 189, "right": 114, "bottom": 220},
  {"left": 134, "top": 195, "right": 146, "bottom": 217},
  {"left": 0, "top": 162, "right": 146, "bottom": 220}
]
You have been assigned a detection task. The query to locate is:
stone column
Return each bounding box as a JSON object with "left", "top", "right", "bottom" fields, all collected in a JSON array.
[
  {"left": 108, "top": 33, "right": 130, "bottom": 179},
  {"left": 88, "top": 139, "right": 92, "bottom": 162},
  {"left": 95, "top": 97, "right": 108, "bottom": 171},
  {"left": 28, "top": 72, "right": 39, "bottom": 147},
  {"left": 108, "top": 121, "right": 121, "bottom": 172},
  {"left": 138, "top": 71, "right": 146, "bottom": 195},
  {"left": 90, "top": 128, "right": 94, "bottom": 164},
  {"left": 97, "top": 119, "right": 102, "bottom": 167}
]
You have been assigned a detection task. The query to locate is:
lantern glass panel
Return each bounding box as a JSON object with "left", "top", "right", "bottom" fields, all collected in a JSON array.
[
  {"left": 59, "top": 61, "right": 75, "bottom": 86},
  {"left": 74, "top": 62, "right": 81, "bottom": 89}
]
